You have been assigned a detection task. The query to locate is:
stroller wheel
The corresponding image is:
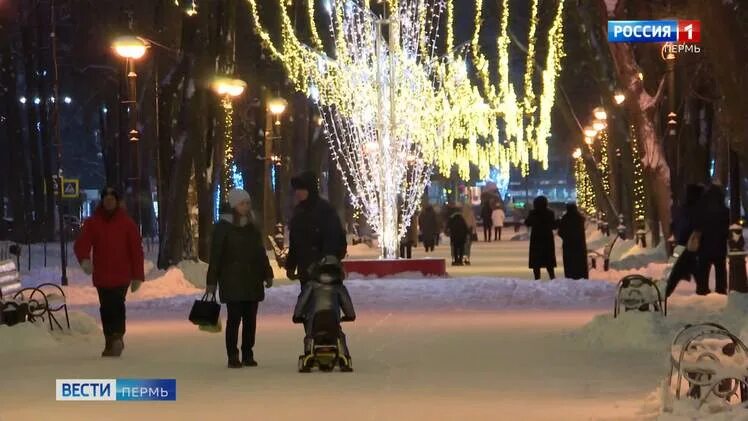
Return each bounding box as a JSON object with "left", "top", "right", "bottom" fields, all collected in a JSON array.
[
  {"left": 319, "top": 363, "right": 334, "bottom": 372},
  {"left": 340, "top": 357, "right": 353, "bottom": 372},
  {"left": 298, "top": 356, "right": 312, "bottom": 373}
]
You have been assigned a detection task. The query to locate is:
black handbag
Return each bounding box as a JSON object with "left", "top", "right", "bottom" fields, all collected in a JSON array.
[
  {"left": 188, "top": 292, "right": 221, "bottom": 326},
  {"left": 1, "top": 301, "right": 29, "bottom": 326}
]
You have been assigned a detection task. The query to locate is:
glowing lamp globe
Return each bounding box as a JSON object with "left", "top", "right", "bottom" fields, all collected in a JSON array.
[
  {"left": 613, "top": 92, "right": 626, "bottom": 105},
  {"left": 583, "top": 127, "right": 598, "bottom": 138},
  {"left": 112, "top": 36, "right": 149, "bottom": 60},
  {"left": 584, "top": 136, "right": 594, "bottom": 145},
  {"left": 593, "top": 107, "right": 607, "bottom": 120},
  {"left": 212, "top": 77, "right": 246, "bottom": 97},
  {"left": 268, "top": 98, "right": 288, "bottom": 116},
  {"left": 572, "top": 148, "right": 582, "bottom": 159},
  {"left": 592, "top": 120, "right": 606, "bottom": 131}
]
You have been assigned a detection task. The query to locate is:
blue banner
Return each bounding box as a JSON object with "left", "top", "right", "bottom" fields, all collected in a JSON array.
[{"left": 608, "top": 20, "right": 677, "bottom": 43}]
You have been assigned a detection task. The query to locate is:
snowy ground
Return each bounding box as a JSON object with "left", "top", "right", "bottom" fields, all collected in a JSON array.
[{"left": 2, "top": 231, "right": 748, "bottom": 420}]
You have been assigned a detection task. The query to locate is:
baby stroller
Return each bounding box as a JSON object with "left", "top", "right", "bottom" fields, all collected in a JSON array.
[{"left": 293, "top": 256, "right": 355, "bottom": 373}]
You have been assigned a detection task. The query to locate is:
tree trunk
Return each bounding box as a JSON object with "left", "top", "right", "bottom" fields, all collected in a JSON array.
[{"left": 598, "top": 0, "right": 672, "bottom": 245}]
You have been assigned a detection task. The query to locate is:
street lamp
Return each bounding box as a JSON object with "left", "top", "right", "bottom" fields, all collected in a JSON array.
[
  {"left": 592, "top": 119, "right": 607, "bottom": 132},
  {"left": 211, "top": 77, "right": 246, "bottom": 98},
  {"left": 112, "top": 35, "right": 149, "bottom": 234},
  {"left": 572, "top": 148, "right": 582, "bottom": 159},
  {"left": 593, "top": 107, "right": 607, "bottom": 121},
  {"left": 613, "top": 91, "right": 626, "bottom": 105},
  {"left": 264, "top": 96, "right": 287, "bottom": 238},
  {"left": 583, "top": 126, "right": 598, "bottom": 138},
  {"left": 211, "top": 77, "right": 247, "bottom": 201}
]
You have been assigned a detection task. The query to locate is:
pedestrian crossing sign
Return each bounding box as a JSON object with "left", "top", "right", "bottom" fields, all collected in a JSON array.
[{"left": 62, "top": 179, "right": 79, "bottom": 198}]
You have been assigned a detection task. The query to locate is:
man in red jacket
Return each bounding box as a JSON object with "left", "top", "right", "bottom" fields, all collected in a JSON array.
[{"left": 74, "top": 187, "right": 144, "bottom": 357}]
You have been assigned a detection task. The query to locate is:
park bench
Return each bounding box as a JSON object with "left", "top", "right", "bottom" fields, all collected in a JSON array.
[
  {"left": 668, "top": 323, "right": 748, "bottom": 408},
  {"left": 0, "top": 258, "right": 69, "bottom": 330}
]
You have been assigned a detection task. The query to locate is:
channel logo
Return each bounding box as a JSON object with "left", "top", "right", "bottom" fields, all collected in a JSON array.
[
  {"left": 56, "top": 379, "right": 177, "bottom": 401},
  {"left": 608, "top": 20, "right": 700, "bottom": 43}
]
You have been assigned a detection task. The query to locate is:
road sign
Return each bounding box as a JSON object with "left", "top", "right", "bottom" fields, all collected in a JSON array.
[{"left": 62, "top": 179, "right": 79, "bottom": 198}]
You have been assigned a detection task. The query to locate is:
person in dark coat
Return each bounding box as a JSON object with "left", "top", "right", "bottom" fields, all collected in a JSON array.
[
  {"left": 286, "top": 171, "right": 347, "bottom": 282},
  {"left": 694, "top": 185, "right": 730, "bottom": 295},
  {"left": 446, "top": 208, "right": 469, "bottom": 265},
  {"left": 418, "top": 203, "right": 439, "bottom": 252},
  {"left": 286, "top": 171, "right": 348, "bottom": 356},
  {"left": 557, "top": 203, "right": 588, "bottom": 280},
  {"left": 481, "top": 200, "right": 494, "bottom": 242},
  {"left": 665, "top": 184, "right": 704, "bottom": 297},
  {"left": 525, "top": 196, "right": 558, "bottom": 280},
  {"left": 206, "top": 189, "right": 274, "bottom": 368},
  {"left": 75, "top": 187, "right": 144, "bottom": 358}
]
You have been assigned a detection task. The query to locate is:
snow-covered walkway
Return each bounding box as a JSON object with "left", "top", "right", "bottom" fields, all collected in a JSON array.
[{"left": 3, "top": 232, "right": 748, "bottom": 420}]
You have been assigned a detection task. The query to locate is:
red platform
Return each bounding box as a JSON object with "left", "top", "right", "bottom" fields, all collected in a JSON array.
[{"left": 343, "top": 258, "right": 447, "bottom": 278}]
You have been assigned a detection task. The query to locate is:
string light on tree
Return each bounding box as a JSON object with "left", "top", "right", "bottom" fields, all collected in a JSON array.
[{"left": 629, "top": 125, "right": 646, "bottom": 223}]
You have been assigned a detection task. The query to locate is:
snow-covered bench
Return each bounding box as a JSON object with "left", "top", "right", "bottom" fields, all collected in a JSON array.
[
  {"left": 0, "top": 259, "right": 21, "bottom": 299},
  {"left": 668, "top": 323, "right": 748, "bottom": 408},
  {"left": 0, "top": 259, "right": 69, "bottom": 330}
]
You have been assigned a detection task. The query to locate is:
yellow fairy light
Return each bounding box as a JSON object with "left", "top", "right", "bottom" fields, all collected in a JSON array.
[{"left": 630, "top": 125, "right": 646, "bottom": 222}]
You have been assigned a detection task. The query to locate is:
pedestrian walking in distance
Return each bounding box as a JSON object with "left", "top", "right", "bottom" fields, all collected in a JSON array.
[
  {"left": 462, "top": 203, "right": 477, "bottom": 265},
  {"left": 558, "top": 203, "right": 588, "bottom": 280},
  {"left": 525, "top": 196, "right": 558, "bottom": 280},
  {"left": 206, "top": 189, "right": 274, "bottom": 368},
  {"left": 491, "top": 205, "right": 505, "bottom": 241},
  {"left": 481, "top": 200, "right": 493, "bottom": 242},
  {"left": 74, "top": 187, "right": 143, "bottom": 357},
  {"left": 446, "top": 207, "right": 469, "bottom": 265},
  {"left": 418, "top": 203, "right": 439, "bottom": 252}
]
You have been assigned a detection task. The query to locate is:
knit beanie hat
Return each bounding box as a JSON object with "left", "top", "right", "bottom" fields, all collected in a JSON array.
[{"left": 227, "top": 189, "right": 251, "bottom": 209}]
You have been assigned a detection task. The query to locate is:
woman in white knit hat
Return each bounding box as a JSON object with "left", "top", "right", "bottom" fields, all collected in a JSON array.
[{"left": 206, "top": 188, "right": 274, "bottom": 368}]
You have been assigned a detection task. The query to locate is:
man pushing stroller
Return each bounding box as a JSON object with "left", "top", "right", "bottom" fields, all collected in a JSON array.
[{"left": 286, "top": 171, "right": 351, "bottom": 371}]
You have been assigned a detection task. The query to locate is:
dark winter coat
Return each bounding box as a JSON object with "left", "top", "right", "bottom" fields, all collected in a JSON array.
[
  {"left": 558, "top": 205, "right": 588, "bottom": 279},
  {"left": 446, "top": 212, "right": 469, "bottom": 244},
  {"left": 74, "top": 207, "right": 144, "bottom": 288},
  {"left": 525, "top": 197, "right": 558, "bottom": 269},
  {"left": 287, "top": 172, "right": 348, "bottom": 281},
  {"left": 418, "top": 205, "right": 439, "bottom": 241},
  {"left": 696, "top": 187, "right": 730, "bottom": 260},
  {"left": 293, "top": 279, "right": 356, "bottom": 324},
  {"left": 480, "top": 202, "right": 493, "bottom": 228},
  {"left": 206, "top": 216, "right": 273, "bottom": 303},
  {"left": 673, "top": 184, "right": 704, "bottom": 246}
]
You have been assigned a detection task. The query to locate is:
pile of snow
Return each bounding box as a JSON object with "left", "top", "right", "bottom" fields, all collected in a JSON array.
[
  {"left": 177, "top": 259, "right": 209, "bottom": 289},
  {"left": 573, "top": 311, "right": 671, "bottom": 352},
  {"left": 639, "top": 382, "right": 748, "bottom": 420},
  {"left": 609, "top": 240, "right": 668, "bottom": 271},
  {"left": 586, "top": 229, "right": 609, "bottom": 250},
  {"left": 0, "top": 311, "right": 99, "bottom": 355}
]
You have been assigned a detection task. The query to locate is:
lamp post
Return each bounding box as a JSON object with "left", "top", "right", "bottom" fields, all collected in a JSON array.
[
  {"left": 211, "top": 77, "right": 247, "bottom": 202},
  {"left": 264, "top": 97, "right": 287, "bottom": 239},
  {"left": 112, "top": 35, "right": 149, "bottom": 234}
]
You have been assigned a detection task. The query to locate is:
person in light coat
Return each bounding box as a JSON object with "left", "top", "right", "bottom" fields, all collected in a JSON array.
[{"left": 491, "top": 205, "right": 506, "bottom": 241}]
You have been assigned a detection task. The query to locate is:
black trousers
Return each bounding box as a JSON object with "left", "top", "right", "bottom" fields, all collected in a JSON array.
[
  {"left": 532, "top": 267, "right": 556, "bottom": 280},
  {"left": 695, "top": 256, "right": 727, "bottom": 295},
  {"left": 483, "top": 225, "right": 492, "bottom": 241},
  {"left": 96, "top": 286, "right": 128, "bottom": 336},
  {"left": 451, "top": 240, "right": 465, "bottom": 263},
  {"left": 399, "top": 242, "right": 413, "bottom": 259},
  {"left": 225, "top": 301, "right": 259, "bottom": 359},
  {"left": 423, "top": 238, "right": 435, "bottom": 252},
  {"left": 494, "top": 226, "right": 502, "bottom": 241}
]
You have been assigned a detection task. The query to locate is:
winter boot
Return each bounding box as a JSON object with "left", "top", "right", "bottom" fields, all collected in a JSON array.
[
  {"left": 101, "top": 335, "right": 114, "bottom": 357},
  {"left": 227, "top": 355, "right": 242, "bottom": 369},
  {"left": 303, "top": 337, "right": 313, "bottom": 356},
  {"left": 108, "top": 333, "right": 124, "bottom": 357},
  {"left": 242, "top": 351, "right": 258, "bottom": 367}
]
